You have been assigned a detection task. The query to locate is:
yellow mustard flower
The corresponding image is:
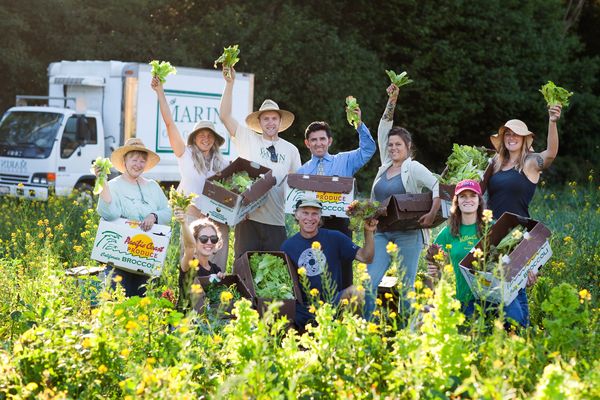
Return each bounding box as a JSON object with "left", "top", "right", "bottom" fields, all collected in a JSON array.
[
  {"left": 310, "top": 288, "right": 319, "bottom": 297},
  {"left": 139, "top": 297, "right": 151, "bottom": 307},
  {"left": 311, "top": 241, "right": 321, "bottom": 250},
  {"left": 297, "top": 267, "right": 307, "bottom": 276},
  {"left": 386, "top": 242, "right": 398, "bottom": 255},
  {"left": 220, "top": 291, "right": 234, "bottom": 303},
  {"left": 482, "top": 209, "right": 493, "bottom": 224},
  {"left": 97, "top": 364, "right": 108, "bottom": 374},
  {"left": 190, "top": 284, "right": 203, "bottom": 294}
]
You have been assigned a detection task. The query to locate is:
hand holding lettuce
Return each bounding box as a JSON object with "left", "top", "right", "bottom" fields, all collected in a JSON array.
[
  {"left": 149, "top": 60, "right": 177, "bottom": 84},
  {"left": 90, "top": 157, "right": 112, "bottom": 195},
  {"left": 539, "top": 81, "right": 573, "bottom": 108},
  {"left": 386, "top": 69, "right": 413, "bottom": 88},
  {"left": 214, "top": 45, "right": 240, "bottom": 78},
  {"left": 168, "top": 186, "right": 197, "bottom": 212},
  {"left": 345, "top": 96, "right": 361, "bottom": 129}
]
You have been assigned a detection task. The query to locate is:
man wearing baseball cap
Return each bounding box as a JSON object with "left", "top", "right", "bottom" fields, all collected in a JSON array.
[
  {"left": 219, "top": 66, "right": 301, "bottom": 259},
  {"left": 281, "top": 198, "right": 377, "bottom": 328}
]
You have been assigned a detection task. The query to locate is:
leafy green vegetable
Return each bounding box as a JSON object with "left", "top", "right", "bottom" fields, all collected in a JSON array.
[
  {"left": 90, "top": 157, "right": 112, "bottom": 195},
  {"left": 214, "top": 45, "right": 240, "bottom": 78},
  {"left": 439, "top": 144, "right": 489, "bottom": 184},
  {"left": 213, "top": 171, "right": 254, "bottom": 194},
  {"left": 168, "top": 186, "right": 197, "bottom": 211},
  {"left": 539, "top": 81, "right": 573, "bottom": 108},
  {"left": 345, "top": 96, "right": 360, "bottom": 129},
  {"left": 250, "top": 253, "right": 294, "bottom": 299},
  {"left": 476, "top": 226, "right": 528, "bottom": 272},
  {"left": 386, "top": 69, "right": 413, "bottom": 87},
  {"left": 345, "top": 199, "right": 381, "bottom": 231},
  {"left": 149, "top": 60, "right": 177, "bottom": 84}
]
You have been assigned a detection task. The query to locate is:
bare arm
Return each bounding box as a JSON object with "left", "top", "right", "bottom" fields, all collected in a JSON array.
[
  {"left": 219, "top": 66, "right": 239, "bottom": 137},
  {"left": 355, "top": 219, "right": 378, "bottom": 263},
  {"left": 382, "top": 84, "right": 399, "bottom": 121},
  {"left": 174, "top": 208, "right": 196, "bottom": 273},
  {"left": 151, "top": 76, "right": 186, "bottom": 157},
  {"left": 538, "top": 105, "right": 561, "bottom": 170}
]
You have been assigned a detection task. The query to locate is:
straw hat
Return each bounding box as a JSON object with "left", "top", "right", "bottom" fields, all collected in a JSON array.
[
  {"left": 490, "top": 119, "right": 534, "bottom": 152},
  {"left": 245, "top": 99, "right": 295, "bottom": 133},
  {"left": 111, "top": 138, "right": 160, "bottom": 173},
  {"left": 187, "top": 120, "right": 225, "bottom": 147}
]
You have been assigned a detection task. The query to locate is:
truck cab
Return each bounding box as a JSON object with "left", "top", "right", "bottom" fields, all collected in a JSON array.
[{"left": 0, "top": 104, "right": 103, "bottom": 199}]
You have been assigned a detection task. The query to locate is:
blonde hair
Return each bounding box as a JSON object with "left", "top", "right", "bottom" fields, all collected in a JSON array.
[{"left": 493, "top": 127, "right": 530, "bottom": 174}]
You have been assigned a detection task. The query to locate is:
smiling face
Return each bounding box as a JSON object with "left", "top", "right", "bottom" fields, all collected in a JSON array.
[
  {"left": 387, "top": 134, "right": 409, "bottom": 163},
  {"left": 305, "top": 130, "right": 333, "bottom": 157},
  {"left": 193, "top": 129, "right": 216, "bottom": 154},
  {"left": 457, "top": 190, "right": 480, "bottom": 215},
  {"left": 259, "top": 111, "right": 282, "bottom": 139},
  {"left": 195, "top": 226, "right": 219, "bottom": 257},
  {"left": 295, "top": 207, "right": 321, "bottom": 237},
  {"left": 503, "top": 129, "right": 525, "bottom": 153},
  {"left": 123, "top": 151, "right": 148, "bottom": 179}
]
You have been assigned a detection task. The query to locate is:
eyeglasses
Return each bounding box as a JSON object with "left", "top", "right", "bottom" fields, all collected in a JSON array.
[
  {"left": 198, "top": 235, "right": 219, "bottom": 244},
  {"left": 267, "top": 145, "right": 278, "bottom": 163}
]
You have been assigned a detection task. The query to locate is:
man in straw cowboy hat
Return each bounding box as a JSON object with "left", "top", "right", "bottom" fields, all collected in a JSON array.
[
  {"left": 94, "top": 137, "right": 171, "bottom": 297},
  {"left": 219, "top": 66, "right": 301, "bottom": 258}
]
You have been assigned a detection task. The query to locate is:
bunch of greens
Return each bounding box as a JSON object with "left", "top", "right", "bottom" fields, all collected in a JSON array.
[
  {"left": 205, "top": 283, "right": 241, "bottom": 306},
  {"left": 539, "top": 81, "right": 574, "bottom": 108},
  {"left": 90, "top": 157, "right": 112, "bottom": 195},
  {"left": 213, "top": 171, "right": 254, "bottom": 194},
  {"left": 439, "top": 144, "right": 489, "bottom": 184},
  {"left": 476, "top": 226, "right": 528, "bottom": 271},
  {"left": 345, "top": 96, "right": 361, "bottom": 129},
  {"left": 250, "top": 253, "right": 294, "bottom": 299},
  {"left": 149, "top": 60, "right": 177, "bottom": 83},
  {"left": 168, "top": 186, "right": 197, "bottom": 211},
  {"left": 345, "top": 199, "right": 381, "bottom": 230},
  {"left": 386, "top": 69, "right": 413, "bottom": 87},
  {"left": 214, "top": 45, "right": 240, "bottom": 78}
]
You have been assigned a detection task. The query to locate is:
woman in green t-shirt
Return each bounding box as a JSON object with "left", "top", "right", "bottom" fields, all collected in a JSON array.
[{"left": 428, "top": 179, "right": 530, "bottom": 327}]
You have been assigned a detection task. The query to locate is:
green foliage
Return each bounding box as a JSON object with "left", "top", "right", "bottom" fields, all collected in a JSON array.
[
  {"left": 539, "top": 81, "right": 574, "bottom": 108},
  {"left": 385, "top": 69, "right": 413, "bottom": 87},
  {"left": 345, "top": 95, "right": 360, "bottom": 129},
  {"left": 439, "top": 144, "right": 490, "bottom": 184},
  {"left": 249, "top": 253, "right": 294, "bottom": 299},
  {"left": 213, "top": 171, "right": 254, "bottom": 194},
  {"left": 213, "top": 44, "right": 240, "bottom": 74},
  {"left": 149, "top": 60, "right": 177, "bottom": 83},
  {"left": 91, "top": 157, "right": 112, "bottom": 195}
]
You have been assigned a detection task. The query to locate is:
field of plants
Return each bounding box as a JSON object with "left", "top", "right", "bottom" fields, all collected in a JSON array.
[{"left": 0, "top": 176, "right": 598, "bottom": 399}]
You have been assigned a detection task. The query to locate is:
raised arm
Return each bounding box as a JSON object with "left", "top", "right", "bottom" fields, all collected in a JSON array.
[
  {"left": 538, "top": 105, "right": 561, "bottom": 169},
  {"left": 219, "top": 66, "right": 240, "bottom": 137},
  {"left": 377, "top": 84, "right": 399, "bottom": 165},
  {"left": 355, "top": 219, "right": 378, "bottom": 263},
  {"left": 174, "top": 208, "right": 197, "bottom": 273},
  {"left": 151, "top": 76, "right": 185, "bottom": 157}
]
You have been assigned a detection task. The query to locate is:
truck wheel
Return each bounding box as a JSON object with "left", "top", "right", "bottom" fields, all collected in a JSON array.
[{"left": 74, "top": 182, "right": 94, "bottom": 204}]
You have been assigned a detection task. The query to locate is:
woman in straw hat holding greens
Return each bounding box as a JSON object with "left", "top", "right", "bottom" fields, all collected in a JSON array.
[
  {"left": 94, "top": 137, "right": 171, "bottom": 297},
  {"left": 486, "top": 104, "right": 562, "bottom": 327},
  {"left": 151, "top": 76, "right": 229, "bottom": 270}
]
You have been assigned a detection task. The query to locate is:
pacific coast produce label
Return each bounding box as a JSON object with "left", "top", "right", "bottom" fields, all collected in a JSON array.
[{"left": 91, "top": 218, "right": 171, "bottom": 276}]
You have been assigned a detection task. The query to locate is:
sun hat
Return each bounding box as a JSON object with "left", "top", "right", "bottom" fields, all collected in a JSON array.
[
  {"left": 455, "top": 179, "right": 482, "bottom": 196},
  {"left": 295, "top": 198, "right": 323, "bottom": 210},
  {"left": 245, "top": 99, "right": 295, "bottom": 133},
  {"left": 490, "top": 119, "right": 534, "bottom": 152},
  {"left": 111, "top": 138, "right": 160, "bottom": 173},
  {"left": 187, "top": 120, "right": 225, "bottom": 147}
]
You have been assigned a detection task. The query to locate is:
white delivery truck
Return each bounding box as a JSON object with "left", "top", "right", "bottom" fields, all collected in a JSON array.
[{"left": 0, "top": 60, "right": 254, "bottom": 200}]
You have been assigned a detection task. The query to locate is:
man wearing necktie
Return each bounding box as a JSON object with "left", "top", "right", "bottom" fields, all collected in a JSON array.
[{"left": 296, "top": 111, "right": 376, "bottom": 290}]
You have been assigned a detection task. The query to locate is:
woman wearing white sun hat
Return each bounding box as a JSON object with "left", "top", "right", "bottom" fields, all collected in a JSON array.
[
  {"left": 95, "top": 137, "right": 172, "bottom": 296},
  {"left": 151, "top": 76, "right": 230, "bottom": 271}
]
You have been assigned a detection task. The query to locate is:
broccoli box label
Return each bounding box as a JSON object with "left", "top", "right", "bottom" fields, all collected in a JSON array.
[
  {"left": 459, "top": 212, "right": 553, "bottom": 305},
  {"left": 285, "top": 174, "right": 355, "bottom": 218},
  {"left": 91, "top": 218, "right": 172, "bottom": 276}
]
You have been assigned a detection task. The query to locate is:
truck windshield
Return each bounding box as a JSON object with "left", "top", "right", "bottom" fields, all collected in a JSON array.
[{"left": 0, "top": 111, "right": 63, "bottom": 159}]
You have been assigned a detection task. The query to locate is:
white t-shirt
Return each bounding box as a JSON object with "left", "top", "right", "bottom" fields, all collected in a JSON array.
[
  {"left": 176, "top": 146, "right": 217, "bottom": 209},
  {"left": 232, "top": 126, "right": 301, "bottom": 226}
]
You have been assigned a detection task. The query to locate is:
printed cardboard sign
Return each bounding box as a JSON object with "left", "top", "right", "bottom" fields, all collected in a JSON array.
[
  {"left": 285, "top": 174, "right": 355, "bottom": 218},
  {"left": 91, "top": 218, "right": 172, "bottom": 276}
]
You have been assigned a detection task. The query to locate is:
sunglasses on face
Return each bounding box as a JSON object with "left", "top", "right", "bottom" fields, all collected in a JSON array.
[
  {"left": 267, "top": 145, "right": 278, "bottom": 163},
  {"left": 197, "top": 235, "right": 219, "bottom": 244}
]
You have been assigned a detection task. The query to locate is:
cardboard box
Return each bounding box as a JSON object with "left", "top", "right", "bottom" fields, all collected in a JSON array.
[
  {"left": 459, "top": 212, "right": 553, "bottom": 305},
  {"left": 91, "top": 218, "right": 172, "bottom": 276},
  {"left": 438, "top": 152, "right": 494, "bottom": 202},
  {"left": 377, "top": 193, "right": 447, "bottom": 232},
  {"left": 233, "top": 251, "right": 303, "bottom": 321},
  {"left": 199, "top": 157, "right": 276, "bottom": 226},
  {"left": 285, "top": 174, "right": 355, "bottom": 218},
  {"left": 194, "top": 274, "right": 254, "bottom": 315}
]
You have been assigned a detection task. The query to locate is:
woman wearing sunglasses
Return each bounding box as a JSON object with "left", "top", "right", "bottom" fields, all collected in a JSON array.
[{"left": 175, "top": 209, "right": 225, "bottom": 305}]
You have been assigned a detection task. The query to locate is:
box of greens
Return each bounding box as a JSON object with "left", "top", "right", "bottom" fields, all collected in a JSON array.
[
  {"left": 459, "top": 212, "right": 552, "bottom": 305},
  {"left": 193, "top": 274, "right": 253, "bottom": 316},
  {"left": 199, "top": 157, "right": 276, "bottom": 226},
  {"left": 233, "top": 251, "right": 303, "bottom": 322},
  {"left": 437, "top": 145, "right": 494, "bottom": 202},
  {"left": 377, "top": 192, "right": 446, "bottom": 232}
]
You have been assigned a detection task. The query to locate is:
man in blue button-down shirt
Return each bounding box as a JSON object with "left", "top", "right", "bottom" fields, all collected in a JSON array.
[{"left": 296, "top": 113, "right": 376, "bottom": 289}]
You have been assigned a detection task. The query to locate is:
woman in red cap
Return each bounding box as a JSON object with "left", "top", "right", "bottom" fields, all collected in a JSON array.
[{"left": 428, "top": 179, "right": 533, "bottom": 328}]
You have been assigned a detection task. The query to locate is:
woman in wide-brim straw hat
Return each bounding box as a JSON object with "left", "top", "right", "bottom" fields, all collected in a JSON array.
[
  {"left": 486, "top": 103, "right": 562, "bottom": 328},
  {"left": 94, "top": 137, "right": 172, "bottom": 297}
]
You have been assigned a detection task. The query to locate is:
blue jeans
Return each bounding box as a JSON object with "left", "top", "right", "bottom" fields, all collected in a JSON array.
[
  {"left": 462, "top": 288, "right": 530, "bottom": 328},
  {"left": 365, "top": 230, "right": 424, "bottom": 319}
]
